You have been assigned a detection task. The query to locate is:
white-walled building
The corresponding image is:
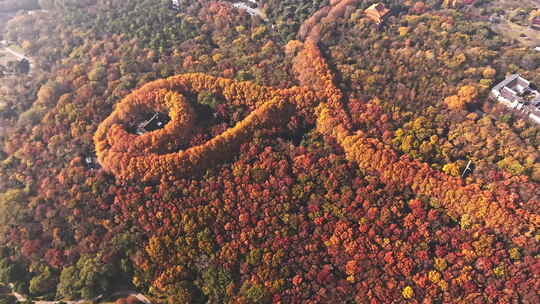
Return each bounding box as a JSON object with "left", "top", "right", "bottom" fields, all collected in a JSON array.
[{"left": 491, "top": 74, "right": 540, "bottom": 124}]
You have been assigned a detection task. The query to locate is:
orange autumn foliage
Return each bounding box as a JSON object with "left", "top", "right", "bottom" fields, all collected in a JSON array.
[
  {"left": 94, "top": 73, "right": 322, "bottom": 182},
  {"left": 444, "top": 85, "right": 478, "bottom": 110},
  {"left": 94, "top": 0, "right": 537, "bottom": 244}
]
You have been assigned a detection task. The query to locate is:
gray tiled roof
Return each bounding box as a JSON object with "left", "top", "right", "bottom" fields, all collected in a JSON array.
[
  {"left": 500, "top": 87, "right": 517, "bottom": 101},
  {"left": 492, "top": 74, "right": 520, "bottom": 93}
]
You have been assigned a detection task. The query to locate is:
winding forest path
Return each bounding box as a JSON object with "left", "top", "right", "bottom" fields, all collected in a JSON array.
[
  {"left": 95, "top": 0, "right": 537, "bottom": 266},
  {"left": 8, "top": 283, "right": 152, "bottom": 304},
  {"left": 9, "top": 284, "right": 88, "bottom": 304}
]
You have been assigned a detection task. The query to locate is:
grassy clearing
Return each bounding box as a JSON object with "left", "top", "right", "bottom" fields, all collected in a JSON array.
[
  {"left": 492, "top": 20, "right": 540, "bottom": 46},
  {"left": 481, "top": 0, "right": 540, "bottom": 47}
]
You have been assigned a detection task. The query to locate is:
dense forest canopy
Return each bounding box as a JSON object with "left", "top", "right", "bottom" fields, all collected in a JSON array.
[{"left": 0, "top": 0, "right": 538, "bottom": 303}]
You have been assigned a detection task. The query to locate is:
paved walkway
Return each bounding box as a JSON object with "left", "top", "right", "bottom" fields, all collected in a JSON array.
[
  {"left": 3, "top": 46, "right": 27, "bottom": 61},
  {"left": 8, "top": 284, "right": 152, "bottom": 304},
  {"left": 0, "top": 43, "right": 34, "bottom": 74}
]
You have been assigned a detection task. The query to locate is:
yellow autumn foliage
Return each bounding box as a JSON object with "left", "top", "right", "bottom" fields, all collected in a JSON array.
[{"left": 402, "top": 286, "right": 414, "bottom": 299}]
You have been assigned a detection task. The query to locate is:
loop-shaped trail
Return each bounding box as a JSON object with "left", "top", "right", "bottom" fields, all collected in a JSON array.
[
  {"left": 95, "top": 0, "right": 537, "bottom": 242},
  {"left": 94, "top": 73, "right": 319, "bottom": 182}
]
